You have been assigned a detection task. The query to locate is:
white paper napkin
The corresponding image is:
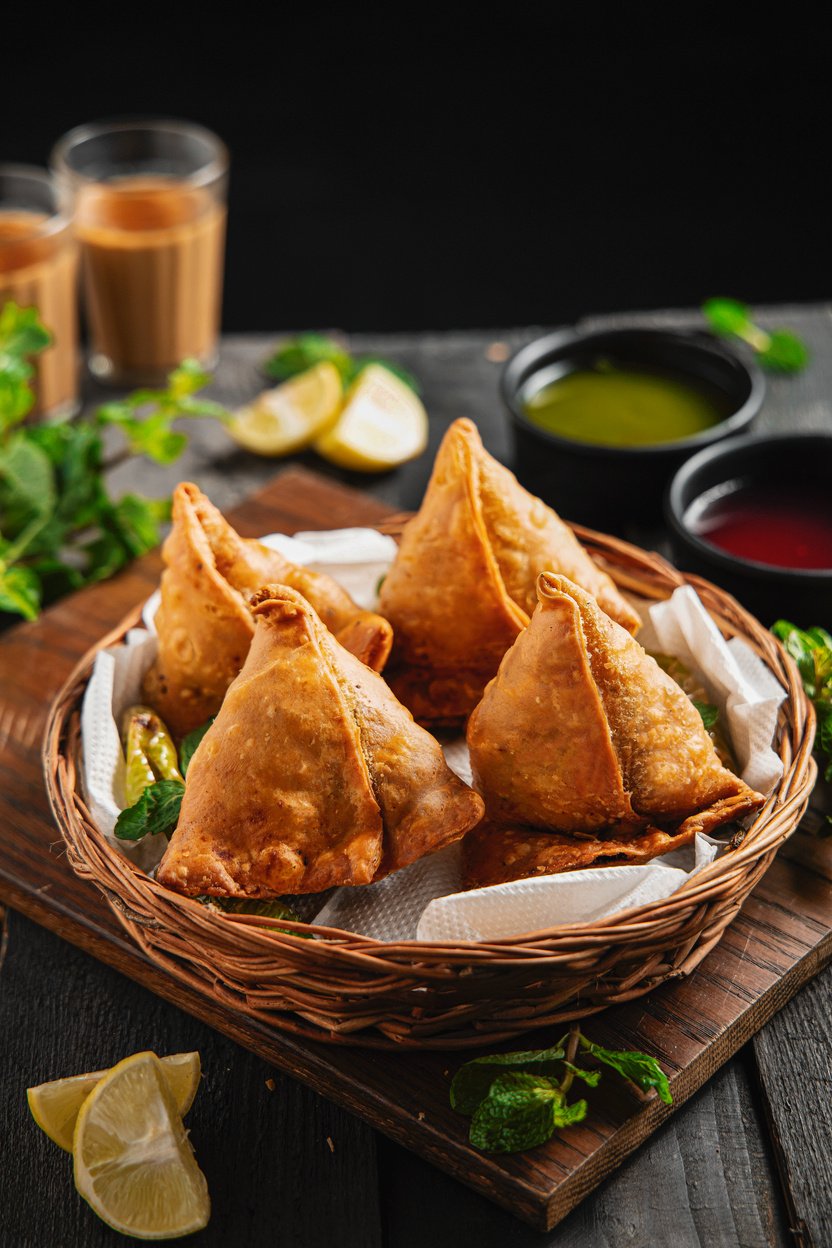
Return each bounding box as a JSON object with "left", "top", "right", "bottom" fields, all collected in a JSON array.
[{"left": 81, "top": 532, "right": 785, "bottom": 941}]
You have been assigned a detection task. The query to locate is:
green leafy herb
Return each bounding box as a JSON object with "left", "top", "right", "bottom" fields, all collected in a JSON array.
[
  {"left": 179, "top": 717, "right": 215, "bottom": 777},
  {"left": 692, "top": 698, "right": 720, "bottom": 730},
  {"left": 578, "top": 1037, "right": 672, "bottom": 1104},
  {"left": 469, "top": 1073, "right": 587, "bottom": 1154},
  {"left": 114, "top": 779, "right": 185, "bottom": 842},
  {"left": 450, "top": 1045, "right": 566, "bottom": 1115},
  {"left": 702, "top": 298, "right": 810, "bottom": 373},
  {"left": 0, "top": 301, "right": 229, "bottom": 623},
  {"left": 263, "top": 334, "right": 421, "bottom": 395},
  {"left": 772, "top": 621, "right": 832, "bottom": 786},
  {"left": 198, "top": 896, "right": 302, "bottom": 921},
  {"left": 451, "top": 1026, "right": 672, "bottom": 1154}
]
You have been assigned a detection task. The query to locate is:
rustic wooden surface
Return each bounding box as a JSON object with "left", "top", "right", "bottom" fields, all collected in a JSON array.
[{"left": 2, "top": 308, "right": 831, "bottom": 1245}]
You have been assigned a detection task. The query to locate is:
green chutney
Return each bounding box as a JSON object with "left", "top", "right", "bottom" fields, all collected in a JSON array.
[{"left": 523, "top": 363, "right": 728, "bottom": 448}]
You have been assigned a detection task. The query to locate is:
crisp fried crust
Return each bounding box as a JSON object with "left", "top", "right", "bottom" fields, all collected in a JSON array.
[
  {"left": 142, "top": 483, "right": 392, "bottom": 736},
  {"left": 467, "top": 589, "right": 636, "bottom": 832},
  {"left": 539, "top": 573, "right": 762, "bottom": 821},
  {"left": 463, "top": 572, "right": 765, "bottom": 886},
  {"left": 462, "top": 819, "right": 701, "bottom": 889},
  {"left": 379, "top": 419, "right": 639, "bottom": 726},
  {"left": 157, "top": 585, "right": 483, "bottom": 898}
]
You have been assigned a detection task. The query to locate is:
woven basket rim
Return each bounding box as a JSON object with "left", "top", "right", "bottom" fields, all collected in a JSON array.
[{"left": 44, "top": 521, "right": 816, "bottom": 950}]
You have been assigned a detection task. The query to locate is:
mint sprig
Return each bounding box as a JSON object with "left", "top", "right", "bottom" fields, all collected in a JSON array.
[
  {"left": 772, "top": 621, "right": 832, "bottom": 791},
  {"left": 114, "top": 778, "right": 185, "bottom": 841},
  {"left": 451, "top": 1026, "right": 672, "bottom": 1155},
  {"left": 702, "top": 298, "right": 809, "bottom": 373},
  {"left": 0, "top": 301, "right": 229, "bottom": 623},
  {"left": 264, "top": 333, "right": 421, "bottom": 396},
  {"left": 450, "top": 1045, "right": 565, "bottom": 1115}
]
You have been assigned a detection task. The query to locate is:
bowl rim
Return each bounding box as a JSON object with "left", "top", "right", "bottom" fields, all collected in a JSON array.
[
  {"left": 665, "top": 430, "right": 832, "bottom": 583},
  {"left": 500, "top": 325, "right": 766, "bottom": 459}
]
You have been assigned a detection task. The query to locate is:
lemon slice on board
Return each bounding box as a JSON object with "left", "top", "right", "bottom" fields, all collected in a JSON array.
[
  {"left": 314, "top": 363, "right": 428, "bottom": 471},
  {"left": 28, "top": 1051, "right": 201, "bottom": 1153},
  {"left": 73, "top": 1051, "right": 210, "bottom": 1240},
  {"left": 228, "top": 360, "right": 343, "bottom": 456}
]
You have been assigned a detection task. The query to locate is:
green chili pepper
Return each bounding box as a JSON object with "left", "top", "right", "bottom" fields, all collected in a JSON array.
[{"left": 121, "top": 704, "right": 183, "bottom": 806}]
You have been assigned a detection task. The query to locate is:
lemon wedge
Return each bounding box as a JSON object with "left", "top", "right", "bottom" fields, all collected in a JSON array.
[
  {"left": 73, "top": 1051, "right": 210, "bottom": 1240},
  {"left": 28, "top": 1051, "right": 201, "bottom": 1153},
  {"left": 314, "top": 363, "right": 428, "bottom": 471},
  {"left": 228, "top": 360, "right": 343, "bottom": 456}
]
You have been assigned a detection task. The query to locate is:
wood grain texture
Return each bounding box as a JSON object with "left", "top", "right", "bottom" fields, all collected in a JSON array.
[{"left": 3, "top": 314, "right": 832, "bottom": 1243}]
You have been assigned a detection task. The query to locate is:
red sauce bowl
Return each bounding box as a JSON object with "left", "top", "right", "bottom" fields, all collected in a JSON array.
[{"left": 666, "top": 432, "right": 832, "bottom": 626}]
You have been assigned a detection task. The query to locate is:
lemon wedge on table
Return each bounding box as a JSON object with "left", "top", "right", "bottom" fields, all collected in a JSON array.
[
  {"left": 27, "top": 1051, "right": 201, "bottom": 1153},
  {"left": 73, "top": 1051, "right": 210, "bottom": 1240},
  {"left": 314, "top": 363, "right": 429, "bottom": 471},
  {"left": 228, "top": 359, "right": 343, "bottom": 456}
]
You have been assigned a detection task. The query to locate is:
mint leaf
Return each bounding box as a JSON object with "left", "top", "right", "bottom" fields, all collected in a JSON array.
[
  {"left": 773, "top": 620, "right": 822, "bottom": 693},
  {"left": 114, "top": 779, "right": 185, "bottom": 842},
  {"left": 563, "top": 1062, "right": 602, "bottom": 1087},
  {"left": 0, "top": 434, "right": 55, "bottom": 535},
  {"left": 702, "top": 297, "right": 752, "bottom": 337},
  {"left": 0, "top": 302, "right": 52, "bottom": 359},
  {"left": 450, "top": 1045, "right": 566, "bottom": 1115},
  {"left": 108, "top": 494, "right": 169, "bottom": 557},
  {"left": 180, "top": 717, "right": 215, "bottom": 777},
  {"left": 692, "top": 699, "right": 720, "bottom": 730},
  {"left": 580, "top": 1040, "right": 672, "bottom": 1104},
  {"left": 469, "top": 1073, "right": 586, "bottom": 1154},
  {"left": 0, "top": 564, "right": 41, "bottom": 620},
  {"left": 759, "top": 330, "right": 810, "bottom": 373},
  {"left": 702, "top": 298, "right": 809, "bottom": 374},
  {"left": 264, "top": 334, "right": 353, "bottom": 385},
  {"left": 772, "top": 619, "right": 832, "bottom": 789}
]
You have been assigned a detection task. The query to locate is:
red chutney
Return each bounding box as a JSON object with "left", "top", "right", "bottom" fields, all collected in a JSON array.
[{"left": 688, "top": 480, "right": 832, "bottom": 570}]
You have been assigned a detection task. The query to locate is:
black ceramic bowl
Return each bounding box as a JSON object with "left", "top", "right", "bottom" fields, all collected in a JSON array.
[
  {"left": 501, "top": 327, "right": 765, "bottom": 531},
  {"left": 666, "top": 432, "right": 832, "bottom": 626}
]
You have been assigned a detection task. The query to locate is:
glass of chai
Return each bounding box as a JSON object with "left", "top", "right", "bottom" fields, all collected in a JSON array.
[
  {"left": 50, "top": 119, "right": 228, "bottom": 385},
  {"left": 0, "top": 165, "right": 79, "bottom": 419}
]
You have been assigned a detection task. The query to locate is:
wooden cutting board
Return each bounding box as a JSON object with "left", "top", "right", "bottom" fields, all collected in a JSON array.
[{"left": 1, "top": 465, "right": 829, "bottom": 1232}]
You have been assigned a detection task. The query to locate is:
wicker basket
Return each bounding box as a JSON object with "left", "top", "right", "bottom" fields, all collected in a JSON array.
[{"left": 43, "top": 523, "right": 816, "bottom": 1050}]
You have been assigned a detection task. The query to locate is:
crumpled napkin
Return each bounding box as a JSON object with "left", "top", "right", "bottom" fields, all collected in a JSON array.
[{"left": 81, "top": 529, "right": 785, "bottom": 939}]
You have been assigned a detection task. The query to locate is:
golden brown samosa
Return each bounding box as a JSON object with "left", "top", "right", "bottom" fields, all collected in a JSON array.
[
  {"left": 464, "top": 572, "right": 764, "bottom": 887},
  {"left": 463, "top": 820, "right": 704, "bottom": 888},
  {"left": 379, "top": 418, "right": 640, "bottom": 725},
  {"left": 142, "top": 483, "right": 392, "bottom": 736},
  {"left": 156, "top": 585, "right": 483, "bottom": 898}
]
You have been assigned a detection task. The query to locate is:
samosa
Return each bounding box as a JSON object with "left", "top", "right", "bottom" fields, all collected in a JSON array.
[
  {"left": 464, "top": 572, "right": 763, "bottom": 887},
  {"left": 156, "top": 585, "right": 484, "bottom": 898},
  {"left": 379, "top": 418, "right": 640, "bottom": 725},
  {"left": 143, "top": 483, "right": 392, "bottom": 736}
]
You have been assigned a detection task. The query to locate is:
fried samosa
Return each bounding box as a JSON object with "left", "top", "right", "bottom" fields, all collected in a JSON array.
[
  {"left": 379, "top": 418, "right": 640, "bottom": 725},
  {"left": 463, "top": 820, "right": 703, "bottom": 888},
  {"left": 142, "top": 483, "right": 393, "bottom": 737},
  {"left": 464, "top": 572, "right": 764, "bottom": 888},
  {"left": 156, "top": 585, "right": 484, "bottom": 898}
]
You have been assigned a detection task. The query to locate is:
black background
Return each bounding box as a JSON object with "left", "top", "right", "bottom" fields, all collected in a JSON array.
[{"left": 5, "top": 16, "right": 829, "bottom": 331}]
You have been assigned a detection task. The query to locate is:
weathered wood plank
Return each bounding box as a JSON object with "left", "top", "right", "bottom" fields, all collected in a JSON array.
[
  {"left": 753, "top": 967, "right": 832, "bottom": 1248},
  {"left": 0, "top": 911, "right": 384, "bottom": 1248}
]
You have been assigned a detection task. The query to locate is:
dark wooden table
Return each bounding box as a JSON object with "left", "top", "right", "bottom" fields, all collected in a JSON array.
[{"left": 3, "top": 307, "right": 831, "bottom": 1247}]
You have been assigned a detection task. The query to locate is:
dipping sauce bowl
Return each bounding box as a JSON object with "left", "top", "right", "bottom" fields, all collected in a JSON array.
[
  {"left": 501, "top": 327, "right": 765, "bottom": 531},
  {"left": 666, "top": 432, "right": 832, "bottom": 625}
]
